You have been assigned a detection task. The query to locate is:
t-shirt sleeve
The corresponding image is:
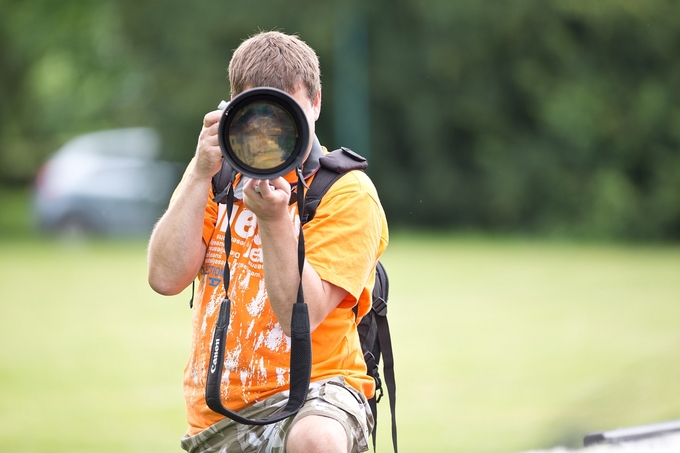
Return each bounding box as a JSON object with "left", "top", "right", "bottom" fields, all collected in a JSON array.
[
  {"left": 202, "top": 195, "right": 218, "bottom": 247},
  {"left": 303, "top": 170, "right": 387, "bottom": 312}
]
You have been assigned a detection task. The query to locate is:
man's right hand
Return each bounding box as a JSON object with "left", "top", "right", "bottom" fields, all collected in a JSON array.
[{"left": 193, "top": 110, "right": 224, "bottom": 179}]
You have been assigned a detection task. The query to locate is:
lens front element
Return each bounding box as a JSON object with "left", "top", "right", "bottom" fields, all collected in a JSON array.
[
  {"left": 218, "top": 87, "right": 310, "bottom": 179},
  {"left": 228, "top": 101, "right": 298, "bottom": 170}
]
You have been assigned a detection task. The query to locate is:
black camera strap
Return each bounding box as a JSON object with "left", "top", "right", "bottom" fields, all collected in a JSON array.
[{"left": 205, "top": 168, "right": 312, "bottom": 425}]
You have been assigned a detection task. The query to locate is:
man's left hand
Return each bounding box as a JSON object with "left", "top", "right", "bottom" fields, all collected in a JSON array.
[{"left": 243, "top": 177, "right": 292, "bottom": 222}]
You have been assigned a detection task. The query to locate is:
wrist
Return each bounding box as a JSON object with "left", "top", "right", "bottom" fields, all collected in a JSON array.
[
  {"left": 258, "top": 213, "right": 295, "bottom": 235},
  {"left": 186, "top": 162, "right": 216, "bottom": 186}
]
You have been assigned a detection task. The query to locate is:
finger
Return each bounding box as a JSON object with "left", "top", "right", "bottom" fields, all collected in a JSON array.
[
  {"left": 199, "top": 121, "right": 221, "bottom": 148},
  {"left": 268, "top": 177, "right": 288, "bottom": 191},
  {"left": 256, "top": 179, "right": 275, "bottom": 195},
  {"left": 204, "top": 128, "right": 220, "bottom": 147},
  {"left": 243, "top": 178, "right": 257, "bottom": 194},
  {"left": 203, "top": 110, "right": 222, "bottom": 128},
  {"left": 268, "top": 177, "right": 291, "bottom": 195},
  {"left": 198, "top": 130, "right": 221, "bottom": 149}
]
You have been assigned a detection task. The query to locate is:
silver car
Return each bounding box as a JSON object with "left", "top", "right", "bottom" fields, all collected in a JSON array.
[{"left": 33, "top": 128, "right": 182, "bottom": 237}]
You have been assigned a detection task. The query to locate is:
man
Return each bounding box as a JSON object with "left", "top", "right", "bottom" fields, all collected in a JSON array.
[{"left": 148, "top": 31, "right": 388, "bottom": 453}]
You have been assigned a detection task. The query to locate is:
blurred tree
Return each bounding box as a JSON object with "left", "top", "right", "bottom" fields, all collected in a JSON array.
[
  {"left": 1, "top": 0, "right": 679, "bottom": 239},
  {"left": 367, "top": 0, "right": 680, "bottom": 239},
  {"left": 0, "top": 0, "right": 153, "bottom": 183}
]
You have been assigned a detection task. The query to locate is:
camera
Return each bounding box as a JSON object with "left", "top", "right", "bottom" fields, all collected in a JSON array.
[{"left": 217, "top": 87, "right": 311, "bottom": 179}]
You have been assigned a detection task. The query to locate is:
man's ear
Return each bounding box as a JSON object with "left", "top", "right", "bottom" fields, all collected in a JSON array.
[{"left": 312, "top": 91, "right": 321, "bottom": 121}]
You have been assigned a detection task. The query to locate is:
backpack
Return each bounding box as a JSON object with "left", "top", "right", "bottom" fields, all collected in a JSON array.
[{"left": 208, "top": 147, "right": 398, "bottom": 452}]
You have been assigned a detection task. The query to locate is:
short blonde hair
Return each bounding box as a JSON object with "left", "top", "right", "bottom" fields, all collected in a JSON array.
[{"left": 228, "top": 31, "right": 321, "bottom": 102}]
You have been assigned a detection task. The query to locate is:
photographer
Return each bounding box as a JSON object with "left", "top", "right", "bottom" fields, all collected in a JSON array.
[{"left": 147, "top": 31, "right": 388, "bottom": 453}]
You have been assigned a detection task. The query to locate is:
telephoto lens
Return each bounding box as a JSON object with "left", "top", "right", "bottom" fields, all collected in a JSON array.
[{"left": 217, "top": 87, "right": 310, "bottom": 179}]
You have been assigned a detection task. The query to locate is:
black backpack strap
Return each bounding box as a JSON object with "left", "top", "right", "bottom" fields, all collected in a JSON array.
[
  {"left": 212, "top": 159, "right": 235, "bottom": 204},
  {"left": 301, "top": 147, "right": 367, "bottom": 225},
  {"left": 372, "top": 262, "right": 398, "bottom": 453},
  {"left": 376, "top": 313, "right": 397, "bottom": 451}
]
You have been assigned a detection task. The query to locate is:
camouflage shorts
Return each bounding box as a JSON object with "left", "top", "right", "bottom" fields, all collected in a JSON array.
[{"left": 180, "top": 377, "right": 374, "bottom": 453}]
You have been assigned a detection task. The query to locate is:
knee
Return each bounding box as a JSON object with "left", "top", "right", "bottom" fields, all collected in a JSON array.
[{"left": 286, "top": 415, "right": 348, "bottom": 453}]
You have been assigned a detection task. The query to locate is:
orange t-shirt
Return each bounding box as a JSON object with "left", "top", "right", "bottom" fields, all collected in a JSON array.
[{"left": 180, "top": 161, "right": 389, "bottom": 435}]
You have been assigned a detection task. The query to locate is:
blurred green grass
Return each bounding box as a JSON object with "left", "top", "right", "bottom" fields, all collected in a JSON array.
[
  {"left": 0, "top": 239, "right": 192, "bottom": 452},
  {"left": 1, "top": 186, "right": 679, "bottom": 452},
  {"left": 380, "top": 234, "right": 680, "bottom": 452}
]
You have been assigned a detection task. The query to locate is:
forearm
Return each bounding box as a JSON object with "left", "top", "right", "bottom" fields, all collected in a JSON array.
[
  {"left": 258, "top": 217, "right": 302, "bottom": 333},
  {"left": 259, "top": 218, "right": 338, "bottom": 335},
  {"left": 148, "top": 171, "right": 210, "bottom": 295}
]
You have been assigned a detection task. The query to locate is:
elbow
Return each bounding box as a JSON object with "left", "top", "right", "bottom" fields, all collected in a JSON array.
[
  {"left": 148, "top": 270, "right": 185, "bottom": 296},
  {"left": 147, "top": 252, "right": 200, "bottom": 296},
  {"left": 149, "top": 282, "right": 180, "bottom": 297},
  {"left": 281, "top": 308, "right": 323, "bottom": 338}
]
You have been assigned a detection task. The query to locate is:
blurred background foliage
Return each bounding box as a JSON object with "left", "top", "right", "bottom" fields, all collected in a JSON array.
[{"left": 1, "top": 0, "right": 679, "bottom": 240}]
